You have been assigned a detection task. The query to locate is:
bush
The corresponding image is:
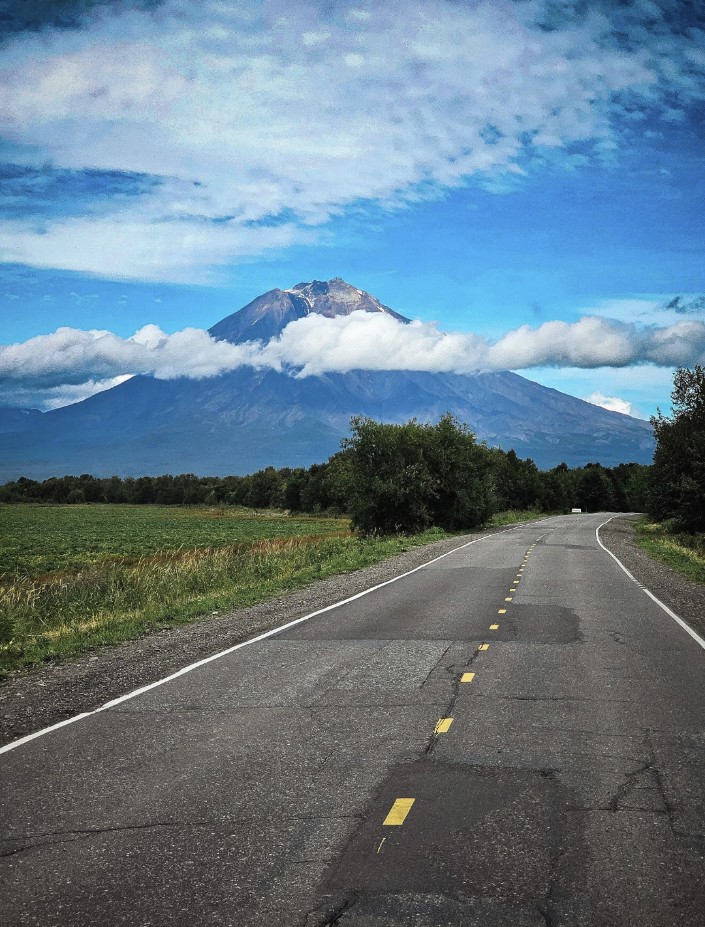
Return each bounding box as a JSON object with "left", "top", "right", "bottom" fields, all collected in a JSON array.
[{"left": 341, "top": 414, "right": 494, "bottom": 535}]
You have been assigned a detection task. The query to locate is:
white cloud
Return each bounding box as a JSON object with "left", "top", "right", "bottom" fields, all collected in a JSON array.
[
  {"left": 0, "top": 325, "right": 265, "bottom": 387},
  {"left": 42, "top": 376, "right": 134, "bottom": 410},
  {"left": 0, "top": 0, "right": 703, "bottom": 280},
  {"left": 584, "top": 391, "right": 643, "bottom": 419},
  {"left": 0, "top": 217, "right": 310, "bottom": 284},
  {"left": 262, "top": 312, "right": 705, "bottom": 374},
  {"left": 0, "top": 375, "right": 133, "bottom": 411},
  {"left": 3, "top": 310, "right": 705, "bottom": 409},
  {"left": 260, "top": 314, "right": 487, "bottom": 376}
]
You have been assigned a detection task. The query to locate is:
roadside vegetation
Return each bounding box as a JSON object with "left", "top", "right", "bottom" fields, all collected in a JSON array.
[
  {"left": 0, "top": 517, "right": 449, "bottom": 674},
  {"left": 0, "top": 504, "right": 347, "bottom": 578},
  {"left": 640, "top": 365, "right": 705, "bottom": 585},
  {"left": 634, "top": 520, "right": 705, "bottom": 585},
  {"left": 1, "top": 416, "right": 649, "bottom": 519}
]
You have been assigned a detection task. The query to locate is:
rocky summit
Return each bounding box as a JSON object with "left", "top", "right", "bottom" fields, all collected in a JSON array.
[
  {"left": 208, "top": 278, "right": 408, "bottom": 345},
  {"left": 0, "top": 279, "right": 654, "bottom": 479}
]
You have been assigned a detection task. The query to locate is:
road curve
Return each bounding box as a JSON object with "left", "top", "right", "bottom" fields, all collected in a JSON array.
[{"left": 2, "top": 513, "right": 704, "bottom": 926}]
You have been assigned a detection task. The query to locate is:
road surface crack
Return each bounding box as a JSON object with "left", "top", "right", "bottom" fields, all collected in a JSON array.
[
  {"left": 303, "top": 891, "right": 360, "bottom": 926},
  {"left": 1, "top": 812, "right": 367, "bottom": 860},
  {"left": 420, "top": 642, "right": 453, "bottom": 688},
  {"left": 0, "top": 819, "right": 219, "bottom": 858},
  {"left": 425, "top": 645, "right": 482, "bottom": 755},
  {"left": 645, "top": 732, "right": 680, "bottom": 833},
  {"left": 536, "top": 819, "right": 572, "bottom": 927},
  {"left": 607, "top": 759, "right": 654, "bottom": 812}
]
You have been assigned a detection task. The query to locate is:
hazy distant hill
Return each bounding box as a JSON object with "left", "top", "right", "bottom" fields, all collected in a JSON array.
[{"left": 0, "top": 279, "right": 654, "bottom": 480}]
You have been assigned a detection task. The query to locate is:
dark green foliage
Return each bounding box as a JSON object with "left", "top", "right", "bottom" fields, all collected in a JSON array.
[
  {"left": 575, "top": 463, "right": 616, "bottom": 513},
  {"left": 649, "top": 366, "right": 705, "bottom": 532},
  {"left": 340, "top": 415, "right": 494, "bottom": 534},
  {"left": 537, "top": 465, "right": 573, "bottom": 513},
  {"left": 492, "top": 449, "right": 542, "bottom": 511}
]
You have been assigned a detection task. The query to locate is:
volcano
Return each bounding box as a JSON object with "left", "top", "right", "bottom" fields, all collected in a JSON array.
[{"left": 0, "top": 278, "right": 654, "bottom": 480}]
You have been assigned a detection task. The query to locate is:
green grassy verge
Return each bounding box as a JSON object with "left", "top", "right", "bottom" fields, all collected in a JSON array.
[
  {"left": 487, "top": 508, "right": 548, "bottom": 527},
  {"left": 634, "top": 518, "right": 705, "bottom": 585}
]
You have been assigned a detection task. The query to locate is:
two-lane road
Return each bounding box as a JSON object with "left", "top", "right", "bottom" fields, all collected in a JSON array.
[{"left": 2, "top": 514, "right": 704, "bottom": 925}]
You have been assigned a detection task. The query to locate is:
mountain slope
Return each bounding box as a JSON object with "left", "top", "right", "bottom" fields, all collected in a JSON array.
[
  {"left": 0, "top": 407, "right": 43, "bottom": 434},
  {"left": 0, "top": 280, "right": 654, "bottom": 480}
]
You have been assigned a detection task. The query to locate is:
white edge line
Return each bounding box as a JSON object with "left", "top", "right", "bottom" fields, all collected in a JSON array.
[
  {"left": 596, "top": 515, "right": 705, "bottom": 652},
  {"left": 0, "top": 521, "right": 539, "bottom": 756},
  {"left": 0, "top": 713, "right": 92, "bottom": 754}
]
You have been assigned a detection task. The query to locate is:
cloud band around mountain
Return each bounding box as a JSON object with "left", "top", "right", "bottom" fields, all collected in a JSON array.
[{"left": 2, "top": 311, "right": 704, "bottom": 409}]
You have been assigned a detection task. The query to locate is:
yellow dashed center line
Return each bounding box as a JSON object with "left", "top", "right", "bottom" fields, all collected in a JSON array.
[
  {"left": 383, "top": 798, "right": 415, "bottom": 826},
  {"left": 379, "top": 547, "right": 547, "bottom": 839},
  {"left": 434, "top": 717, "right": 454, "bottom": 734}
]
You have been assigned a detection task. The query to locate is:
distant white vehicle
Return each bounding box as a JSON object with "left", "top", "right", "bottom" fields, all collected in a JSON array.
[{"left": 571, "top": 508, "right": 582, "bottom": 513}]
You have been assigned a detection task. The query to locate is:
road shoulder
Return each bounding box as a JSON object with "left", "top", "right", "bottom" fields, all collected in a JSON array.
[{"left": 599, "top": 514, "right": 705, "bottom": 643}]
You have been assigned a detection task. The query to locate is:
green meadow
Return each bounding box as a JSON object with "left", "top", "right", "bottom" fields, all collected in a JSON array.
[{"left": 0, "top": 504, "right": 349, "bottom": 578}]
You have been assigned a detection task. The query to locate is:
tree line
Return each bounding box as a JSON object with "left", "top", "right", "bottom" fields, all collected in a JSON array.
[
  {"left": 0, "top": 413, "right": 650, "bottom": 532},
  {"left": 648, "top": 365, "right": 705, "bottom": 533}
]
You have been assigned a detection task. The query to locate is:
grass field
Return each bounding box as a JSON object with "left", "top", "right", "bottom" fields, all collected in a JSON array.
[
  {"left": 634, "top": 519, "right": 705, "bottom": 585},
  {"left": 0, "top": 504, "right": 349, "bottom": 579}
]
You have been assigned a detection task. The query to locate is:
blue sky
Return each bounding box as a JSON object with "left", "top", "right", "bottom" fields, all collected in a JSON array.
[{"left": 1, "top": 0, "right": 704, "bottom": 417}]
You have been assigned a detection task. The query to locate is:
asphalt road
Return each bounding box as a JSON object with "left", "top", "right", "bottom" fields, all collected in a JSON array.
[{"left": 2, "top": 513, "right": 704, "bottom": 926}]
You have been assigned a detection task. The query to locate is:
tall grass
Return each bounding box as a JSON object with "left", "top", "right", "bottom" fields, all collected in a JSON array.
[
  {"left": 634, "top": 519, "right": 705, "bottom": 585},
  {"left": 0, "top": 529, "right": 447, "bottom": 673},
  {"left": 487, "top": 508, "right": 548, "bottom": 526},
  {"left": 0, "top": 503, "right": 348, "bottom": 578}
]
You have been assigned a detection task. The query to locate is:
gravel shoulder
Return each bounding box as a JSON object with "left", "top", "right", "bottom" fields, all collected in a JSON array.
[
  {"left": 599, "top": 513, "right": 705, "bottom": 641},
  {"left": 3, "top": 514, "right": 703, "bottom": 750}
]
